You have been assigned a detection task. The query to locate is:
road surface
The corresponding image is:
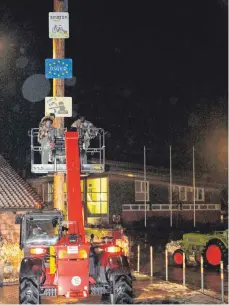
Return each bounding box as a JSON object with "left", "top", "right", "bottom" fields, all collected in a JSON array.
[
  {"left": 0, "top": 276, "right": 225, "bottom": 304},
  {"left": 130, "top": 242, "right": 228, "bottom": 297}
]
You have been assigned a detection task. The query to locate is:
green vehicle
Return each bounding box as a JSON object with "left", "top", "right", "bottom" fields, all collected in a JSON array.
[{"left": 166, "top": 229, "right": 228, "bottom": 268}]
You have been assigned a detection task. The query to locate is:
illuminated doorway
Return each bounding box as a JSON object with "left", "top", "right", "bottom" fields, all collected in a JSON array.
[
  {"left": 86, "top": 177, "right": 109, "bottom": 225},
  {"left": 50, "top": 178, "right": 109, "bottom": 225}
]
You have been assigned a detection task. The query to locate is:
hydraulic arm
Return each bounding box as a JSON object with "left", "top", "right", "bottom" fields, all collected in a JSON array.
[{"left": 65, "top": 131, "right": 85, "bottom": 241}]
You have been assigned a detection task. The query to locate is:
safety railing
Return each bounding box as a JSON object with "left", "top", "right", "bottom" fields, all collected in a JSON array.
[
  {"left": 29, "top": 128, "right": 105, "bottom": 175},
  {"left": 122, "top": 203, "right": 221, "bottom": 211}
]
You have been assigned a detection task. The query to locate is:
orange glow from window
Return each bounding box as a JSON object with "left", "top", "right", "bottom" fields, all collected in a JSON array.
[{"left": 30, "top": 247, "right": 47, "bottom": 255}]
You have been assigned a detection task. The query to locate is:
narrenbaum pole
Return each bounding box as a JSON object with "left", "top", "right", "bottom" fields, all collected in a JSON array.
[{"left": 53, "top": 0, "right": 65, "bottom": 214}]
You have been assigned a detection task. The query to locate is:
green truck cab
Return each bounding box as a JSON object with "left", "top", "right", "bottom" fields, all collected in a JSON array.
[{"left": 166, "top": 229, "right": 228, "bottom": 268}]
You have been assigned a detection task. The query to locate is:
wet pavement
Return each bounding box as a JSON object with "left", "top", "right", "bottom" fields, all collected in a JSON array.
[
  {"left": 0, "top": 276, "right": 226, "bottom": 304},
  {"left": 0, "top": 229, "right": 227, "bottom": 303},
  {"left": 130, "top": 242, "right": 228, "bottom": 297}
]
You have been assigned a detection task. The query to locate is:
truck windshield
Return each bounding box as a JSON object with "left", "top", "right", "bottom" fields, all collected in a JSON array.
[{"left": 25, "top": 219, "right": 60, "bottom": 246}]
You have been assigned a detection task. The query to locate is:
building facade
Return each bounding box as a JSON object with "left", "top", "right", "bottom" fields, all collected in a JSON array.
[
  {"left": 0, "top": 155, "right": 43, "bottom": 284},
  {"left": 27, "top": 160, "right": 224, "bottom": 227}
]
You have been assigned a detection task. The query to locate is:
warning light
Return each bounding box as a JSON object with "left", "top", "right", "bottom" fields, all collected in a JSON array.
[
  {"left": 30, "top": 247, "right": 47, "bottom": 255},
  {"left": 105, "top": 246, "right": 121, "bottom": 253}
]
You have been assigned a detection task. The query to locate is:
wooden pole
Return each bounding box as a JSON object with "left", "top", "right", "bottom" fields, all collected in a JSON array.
[{"left": 53, "top": 0, "right": 65, "bottom": 214}]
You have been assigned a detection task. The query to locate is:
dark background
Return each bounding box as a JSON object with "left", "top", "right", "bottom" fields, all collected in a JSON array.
[{"left": 0, "top": 0, "right": 227, "bottom": 178}]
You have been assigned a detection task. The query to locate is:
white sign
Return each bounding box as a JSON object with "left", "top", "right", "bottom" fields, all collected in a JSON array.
[
  {"left": 49, "top": 12, "right": 69, "bottom": 39},
  {"left": 45, "top": 97, "right": 72, "bottom": 117},
  {"left": 67, "top": 246, "right": 79, "bottom": 254},
  {"left": 71, "top": 276, "right": 81, "bottom": 286}
]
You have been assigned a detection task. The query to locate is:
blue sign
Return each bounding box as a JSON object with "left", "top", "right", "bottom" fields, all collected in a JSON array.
[{"left": 45, "top": 58, "right": 72, "bottom": 79}]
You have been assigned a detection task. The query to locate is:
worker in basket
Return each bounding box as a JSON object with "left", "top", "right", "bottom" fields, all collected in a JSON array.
[
  {"left": 71, "top": 115, "right": 98, "bottom": 165},
  {"left": 37, "top": 113, "right": 55, "bottom": 164},
  {"left": 71, "top": 115, "right": 98, "bottom": 152}
]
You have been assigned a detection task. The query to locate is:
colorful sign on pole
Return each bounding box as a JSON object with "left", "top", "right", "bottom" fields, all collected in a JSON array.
[
  {"left": 45, "top": 58, "right": 72, "bottom": 79},
  {"left": 49, "top": 12, "right": 69, "bottom": 38},
  {"left": 45, "top": 97, "right": 72, "bottom": 117}
]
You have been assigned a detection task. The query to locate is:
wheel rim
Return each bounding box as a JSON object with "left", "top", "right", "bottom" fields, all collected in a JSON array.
[
  {"left": 174, "top": 252, "right": 183, "bottom": 265},
  {"left": 206, "top": 244, "right": 222, "bottom": 266}
]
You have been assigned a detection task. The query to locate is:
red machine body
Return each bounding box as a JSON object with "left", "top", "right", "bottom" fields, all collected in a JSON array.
[
  {"left": 54, "top": 238, "right": 90, "bottom": 298},
  {"left": 65, "top": 131, "right": 85, "bottom": 239},
  {"left": 53, "top": 131, "right": 89, "bottom": 297},
  {"left": 18, "top": 129, "right": 133, "bottom": 304}
]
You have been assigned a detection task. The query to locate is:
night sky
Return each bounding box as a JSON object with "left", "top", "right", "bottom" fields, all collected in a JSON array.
[{"left": 0, "top": 0, "right": 228, "bottom": 177}]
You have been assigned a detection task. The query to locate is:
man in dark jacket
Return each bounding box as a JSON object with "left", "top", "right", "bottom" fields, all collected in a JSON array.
[
  {"left": 38, "top": 113, "right": 55, "bottom": 164},
  {"left": 71, "top": 116, "right": 98, "bottom": 165}
]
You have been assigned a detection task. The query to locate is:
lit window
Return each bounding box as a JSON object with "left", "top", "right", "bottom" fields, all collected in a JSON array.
[
  {"left": 171, "top": 185, "right": 187, "bottom": 201},
  {"left": 63, "top": 180, "right": 85, "bottom": 202},
  {"left": 135, "top": 180, "right": 149, "bottom": 202},
  {"left": 86, "top": 178, "right": 108, "bottom": 215},
  {"left": 135, "top": 180, "right": 141, "bottom": 192},
  {"left": 196, "top": 188, "right": 204, "bottom": 201},
  {"left": 180, "top": 186, "right": 187, "bottom": 201},
  {"left": 186, "top": 187, "right": 193, "bottom": 192},
  {"left": 172, "top": 185, "right": 179, "bottom": 201},
  {"left": 48, "top": 183, "right": 53, "bottom": 202},
  {"left": 171, "top": 185, "right": 204, "bottom": 202}
]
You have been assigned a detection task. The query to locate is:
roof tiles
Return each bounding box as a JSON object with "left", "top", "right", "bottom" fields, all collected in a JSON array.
[{"left": 0, "top": 156, "right": 43, "bottom": 209}]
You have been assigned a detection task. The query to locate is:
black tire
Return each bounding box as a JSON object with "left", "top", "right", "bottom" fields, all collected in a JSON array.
[
  {"left": 112, "top": 273, "right": 133, "bottom": 304},
  {"left": 19, "top": 276, "right": 40, "bottom": 304},
  {"left": 202, "top": 239, "right": 228, "bottom": 268},
  {"left": 172, "top": 249, "right": 184, "bottom": 267},
  {"left": 101, "top": 293, "right": 110, "bottom": 304}
]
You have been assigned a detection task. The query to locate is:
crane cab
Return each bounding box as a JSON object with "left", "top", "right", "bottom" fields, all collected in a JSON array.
[{"left": 29, "top": 127, "right": 105, "bottom": 175}]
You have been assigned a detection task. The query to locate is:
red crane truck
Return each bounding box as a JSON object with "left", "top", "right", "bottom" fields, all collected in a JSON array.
[{"left": 16, "top": 128, "right": 133, "bottom": 304}]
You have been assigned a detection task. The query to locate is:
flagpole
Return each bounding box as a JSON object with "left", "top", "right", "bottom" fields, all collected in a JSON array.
[
  {"left": 193, "top": 146, "right": 196, "bottom": 227},
  {"left": 144, "top": 146, "right": 147, "bottom": 228},
  {"left": 170, "top": 146, "right": 173, "bottom": 227}
]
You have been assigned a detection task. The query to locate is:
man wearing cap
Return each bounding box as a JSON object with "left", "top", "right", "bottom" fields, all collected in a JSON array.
[
  {"left": 37, "top": 113, "right": 55, "bottom": 164},
  {"left": 71, "top": 115, "right": 97, "bottom": 150},
  {"left": 71, "top": 116, "right": 98, "bottom": 165}
]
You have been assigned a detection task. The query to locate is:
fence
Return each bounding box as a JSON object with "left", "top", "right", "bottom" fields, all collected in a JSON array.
[
  {"left": 123, "top": 203, "right": 221, "bottom": 211},
  {"left": 131, "top": 243, "right": 228, "bottom": 303}
]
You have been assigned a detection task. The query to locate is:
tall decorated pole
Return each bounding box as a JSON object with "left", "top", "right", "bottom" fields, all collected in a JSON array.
[
  {"left": 45, "top": 0, "right": 72, "bottom": 217},
  {"left": 53, "top": 0, "right": 65, "bottom": 215}
]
